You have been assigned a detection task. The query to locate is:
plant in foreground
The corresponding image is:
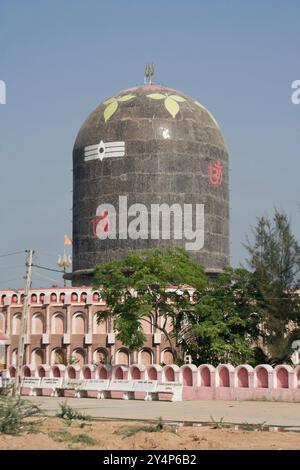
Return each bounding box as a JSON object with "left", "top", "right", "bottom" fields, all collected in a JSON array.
[
  {"left": 0, "top": 395, "right": 44, "bottom": 435},
  {"left": 56, "top": 400, "right": 92, "bottom": 423}
]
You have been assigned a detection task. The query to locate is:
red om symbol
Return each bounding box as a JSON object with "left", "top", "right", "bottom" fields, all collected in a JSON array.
[{"left": 209, "top": 160, "right": 223, "bottom": 186}]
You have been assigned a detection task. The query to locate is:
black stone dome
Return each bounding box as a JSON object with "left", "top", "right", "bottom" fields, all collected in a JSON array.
[{"left": 72, "top": 84, "right": 229, "bottom": 285}]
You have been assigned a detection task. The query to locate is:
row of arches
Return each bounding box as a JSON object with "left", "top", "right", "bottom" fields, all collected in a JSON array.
[
  {"left": 10, "top": 347, "right": 175, "bottom": 368},
  {"left": 9, "top": 312, "right": 158, "bottom": 335},
  {"left": 1, "top": 292, "right": 101, "bottom": 305}
]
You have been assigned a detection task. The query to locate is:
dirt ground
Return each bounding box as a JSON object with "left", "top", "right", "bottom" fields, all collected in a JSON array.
[{"left": 0, "top": 417, "right": 300, "bottom": 450}]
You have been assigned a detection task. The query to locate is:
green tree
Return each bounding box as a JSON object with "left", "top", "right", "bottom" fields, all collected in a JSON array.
[
  {"left": 93, "top": 248, "right": 208, "bottom": 357},
  {"left": 244, "top": 209, "right": 300, "bottom": 364},
  {"left": 177, "top": 267, "right": 260, "bottom": 366}
]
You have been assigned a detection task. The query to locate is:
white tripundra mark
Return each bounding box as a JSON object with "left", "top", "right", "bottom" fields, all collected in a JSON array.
[{"left": 84, "top": 140, "right": 125, "bottom": 162}]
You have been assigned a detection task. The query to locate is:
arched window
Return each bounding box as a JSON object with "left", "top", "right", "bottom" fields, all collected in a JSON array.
[
  {"left": 139, "top": 349, "right": 153, "bottom": 366},
  {"left": 12, "top": 313, "right": 21, "bottom": 335},
  {"left": 93, "top": 348, "right": 108, "bottom": 365},
  {"left": 59, "top": 293, "right": 65, "bottom": 303},
  {"left": 93, "top": 292, "right": 100, "bottom": 302},
  {"left": 50, "top": 293, "right": 57, "bottom": 303},
  {"left": 31, "top": 313, "right": 44, "bottom": 334},
  {"left": 80, "top": 292, "right": 87, "bottom": 303},
  {"left": 72, "top": 348, "right": 85, "bottom": 367},
  {"left": 40, "top": 294, "right": 45, "bottom": 304},
  {"left": 93, "top": 313, "right": 107, "bottom": 334},
  {"left": 1, "top": 295, "right": 6, "bottom": 305},
  {"left": 31, "top": 294, "right": 37, "bottom": 303},
  {"left": 11, "top": 294, "right": 18, "bottom": 304},
  {"left": 116, "top": 348, "right": 129, "bottom": 366},
  {"left": 31, "top": 349, "right": 44, "bottom": 367},
  {"left": 71, "top": 292, "right": 78, "bottom": 302},
  {"left": 51, "top": 348, "right": 65, "bottom": 365},
  {"left": 161, "top": 349, "right": 174, "bottom": 365},
  {"left": 72, "top": 312, "right": 85, "bottom": 334},
  {"left": 51, "top": 313, "right": 64, "bottom": 334}
]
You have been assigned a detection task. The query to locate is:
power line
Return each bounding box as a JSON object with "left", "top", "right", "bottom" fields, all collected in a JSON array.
[
  {"left": 32, "top": 264, "right": 64, "bottom": 273},
  {"left": 0, "top": 250, "right": 25, "bottom": 258}
]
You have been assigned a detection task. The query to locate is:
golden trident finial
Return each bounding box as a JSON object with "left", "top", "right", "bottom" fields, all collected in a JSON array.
[{"left": 144, "top": 63, "right": 154, "bottom": 84}]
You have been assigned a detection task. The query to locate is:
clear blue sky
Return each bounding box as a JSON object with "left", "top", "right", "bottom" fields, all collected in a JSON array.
[{"left": 0, "top": 0, "right": 299, "bottom": 288}]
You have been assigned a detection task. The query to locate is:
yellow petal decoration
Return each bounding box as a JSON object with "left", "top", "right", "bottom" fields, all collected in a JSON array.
[
  {"left": 147, "top": 92, "right": 185, "bottom": 118},
  {"left": 164, "top": 97, "right": 180, "bottom": 118},
  {"left": 117, "top": 94, "right": 135, "bottom": 102},
  {"left": 103, "top": 97, "right": 116, "bottom": 105},
  {"left": 169, "top": 95, "right": 186, "bottom": 102},
  {"left": 104, "top": 100, "right": 118, "bottom": 122},
  {"left": 102, "top": 94, "right": 136, "bottom": 122},
  {"left": 147, "top": 93, "right": 165, "bottom": 100}
]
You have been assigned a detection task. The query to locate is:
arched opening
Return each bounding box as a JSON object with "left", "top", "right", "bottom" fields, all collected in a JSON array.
[
  {"left": 219, "top": 367, "right": 230, "bottom": 387},
  {"left": 256, "top": 367, "right": 268, "bottom": 388},
  {"left": 201, "top": 367, "right": 211, "bottom": 387},
  {"left": 182, "top": 367, "right": 193, "bottom": 386},
  {"left": 131, "top": 366, "right": 141, "bottom": 379},
  {"left": 52, "top": 313, "right": 64, "bottom": 334},
  {"left": 114, "top": 366, "right": 124, "bottom": 379},
  {"left": 93, "top": 348, "right": 107, "bottom": 365},
  {"left": 72, "top": 313, "right": 85, "bottom": 334},
  {"left": 71, "top": 293, "right": 78, "bottom": 302},
  {"left": 50, "top": 293, "right": 57, "bottom": 303},
  {"left": 276, "top": 367, "right": 289, "bottom": 389},
  {"left": 23, "top": 366, "right": 31, "bottom": 377},
  {"left": 52, "top": 366, "right": 61, "bottom": 378},
  {"left": 73, "top": 348, "right": 85, "bottom": 367},
  {"left": 164, "top": 367, "right": 175, "bottom": 382},
  {"left": 12, "top": 314, "right": 21, "bottom": 335},
  {"left": 11, "top": 294, "right": 18, "bottom": 304},
  {"left": 37, "top": 366, "right": 46, "bottom": 378},
  {"left": 82, "top": 366, "right": 91, "bottom": 379},
  {"left": 80, "top": 292, "right": 87, "bottom": 303},
  {"left": 140, "top": 349, "right": 153, "bottom": 366},
  {"left": 162, "top": 349, "right": 174, "bottom": 365},
  {"left": 148, "top": 367, "right": 157, "bottom": 380},
  {"left": 68, "top": 366, "right": 76, "bottom": 379},
  {"left": 40, "top": 294, "right": 45, "bottom": 304},
  {"left": 31, "top": 294, "right": 37, "bottom": 303},
  {"left": 9, "top": 366, "right": 16, "bottom": 378},
  {"left": 98, "top": 366, "right": 108, "bottom": 379},
  {"left": 93, "top": 292, "right": 100, "bottom": 302},
  {"left": 59, "top": 293, "right": 65, "bottom": 303},
  {"left": 31, "top": 349, "right": 43, "bottom": 367},
  {"left": 93, "top": 314, "right": 107, "bottom": 334},
  {"left": 51, "top": 348, "right": 65, "bottom": 365},
  {"left": 31, "top": 313, "right": 44, "bottom": 334},
  {"left": 237, "top": 367, "right": 249, "bottom": 388},
  {"left": 116, "top": 349, "right": 129, "bottom": 366}
]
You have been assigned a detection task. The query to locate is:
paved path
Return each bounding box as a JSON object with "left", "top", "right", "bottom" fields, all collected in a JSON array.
[{"left": 26, "top": 396, "right": 300, "bottom": 428}]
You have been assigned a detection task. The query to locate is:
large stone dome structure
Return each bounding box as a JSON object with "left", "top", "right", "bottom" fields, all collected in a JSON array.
[{"left": 72, "top": 83, "right": 229, "bottom": 285}]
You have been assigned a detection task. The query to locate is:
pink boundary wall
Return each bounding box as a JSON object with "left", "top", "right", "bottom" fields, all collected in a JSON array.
[{"left": 3, "top": 363, "right": 300, "bottom": 402}]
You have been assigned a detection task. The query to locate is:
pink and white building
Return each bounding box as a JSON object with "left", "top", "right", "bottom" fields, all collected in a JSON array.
[{"left": 0, "top": 287, "right": 175, "bottom": 370}]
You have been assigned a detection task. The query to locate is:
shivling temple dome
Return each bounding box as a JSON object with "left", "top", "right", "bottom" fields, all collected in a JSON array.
[{"left": 72, "top": 82, "right": 229, "bottom": 285}]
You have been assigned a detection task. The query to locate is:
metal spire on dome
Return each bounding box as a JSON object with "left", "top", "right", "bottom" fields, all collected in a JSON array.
[{"left": 144, "top": 63, "right": 154, "bottom": 84}]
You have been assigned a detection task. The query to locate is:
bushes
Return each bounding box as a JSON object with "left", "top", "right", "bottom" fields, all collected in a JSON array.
[{"left": 0, "top": 395, "right": 44, "bottom": 435}]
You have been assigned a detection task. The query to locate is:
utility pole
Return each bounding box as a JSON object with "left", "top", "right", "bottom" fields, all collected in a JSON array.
[{"left": 15, "top": 249, "right": 34, "bottom": 396}]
